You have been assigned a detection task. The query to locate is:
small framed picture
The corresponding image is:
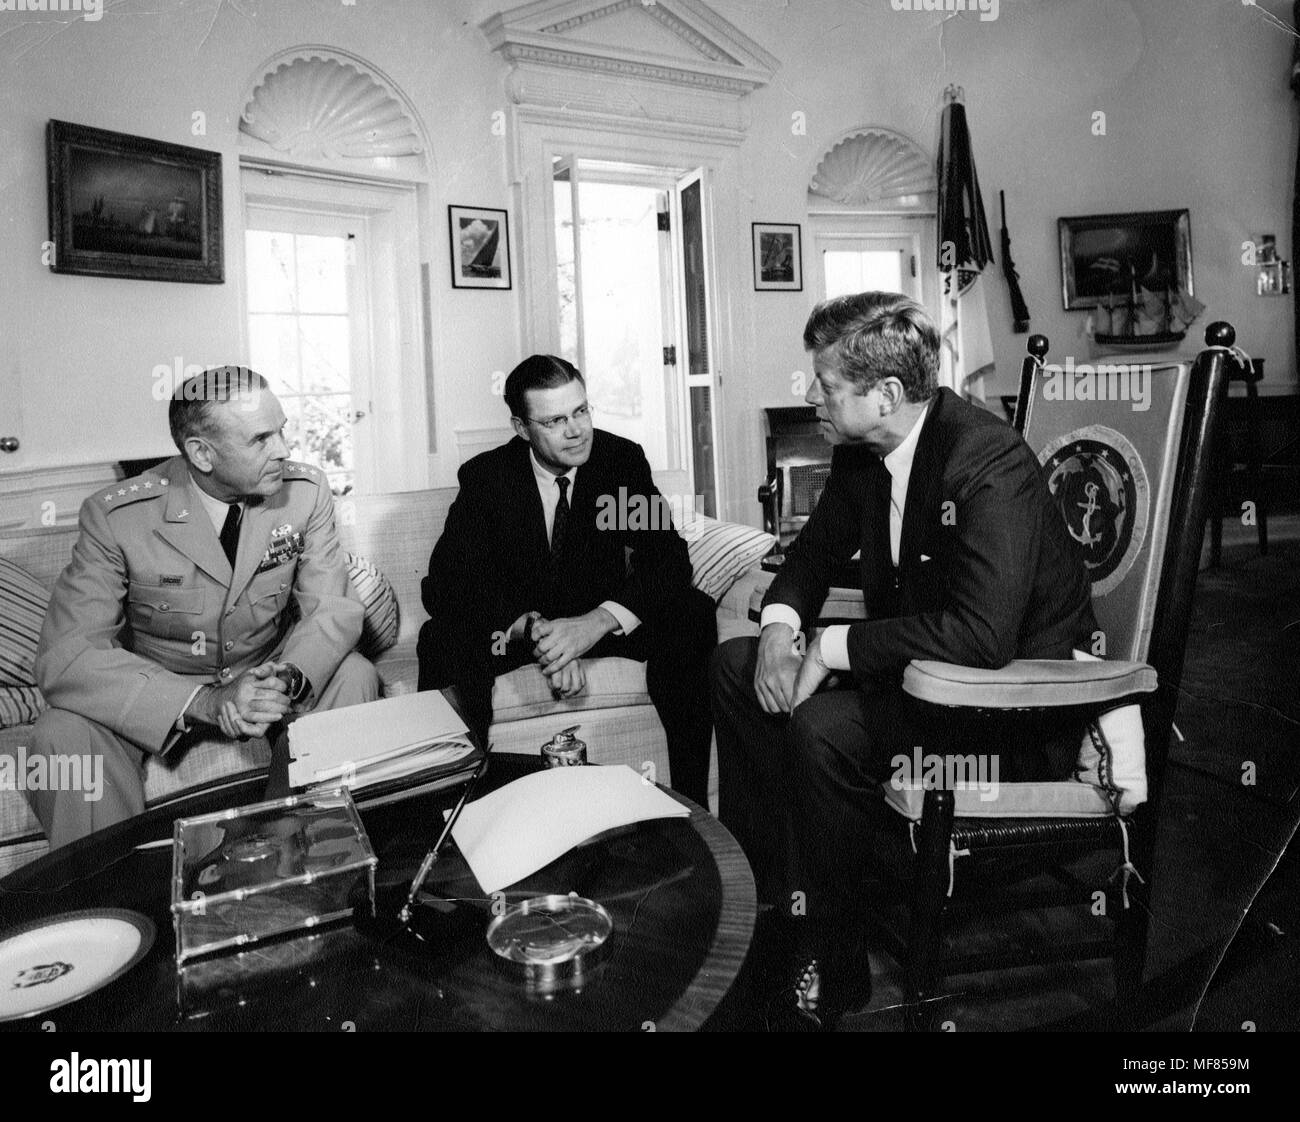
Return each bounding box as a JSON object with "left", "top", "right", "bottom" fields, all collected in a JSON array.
[
  {"left": 752, "top": 222, "right": 802, "bottom": 291},
  {"left": 448, "top": 204, "right": 511, "bottom": 289},
  {"left": 46, "top": 119, "right": 223, "bottom": 283}
]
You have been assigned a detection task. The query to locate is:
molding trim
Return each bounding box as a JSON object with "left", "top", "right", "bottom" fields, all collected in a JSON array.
[{"left": 0, "top": 463, "right": 119, "bottom": 531}]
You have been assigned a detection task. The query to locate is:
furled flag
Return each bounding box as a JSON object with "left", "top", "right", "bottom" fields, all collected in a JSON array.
[{"left": 936, "top": 88, "right": 996, "bottom": 402}]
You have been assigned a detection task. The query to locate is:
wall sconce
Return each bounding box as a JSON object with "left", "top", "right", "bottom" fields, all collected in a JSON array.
[{"left": 1254, "top": 232, "right": 1291, "bottom": 296}]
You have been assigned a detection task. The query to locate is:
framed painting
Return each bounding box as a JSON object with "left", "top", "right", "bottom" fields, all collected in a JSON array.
[
  {"left": 46, "top": 120, "right": 223, "bottom": 283},
  {"left": 752, "top": 222, "right": 803, "bottom": 291},
  {"left": 448, "top": 204, "right": 511, "bottom": 290},
  {"left": 1059, "top": 209, "right": 1192, "bottom": 311}
]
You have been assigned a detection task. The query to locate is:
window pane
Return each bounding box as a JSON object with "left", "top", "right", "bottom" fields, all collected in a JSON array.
[
  {"left": 298, "top": 315, "right": 350, "bottom": 394},
  {"left": 823, "top": 249, "right": 903, "bottom": 300},
  {"left": 282, "top": 395, "right": 353, "bottom": 480},
  {"left": 553, "top": 169, "right": 579, "bottom": 366},
  {"left": 248, "top": 313, "right": 301, "bottom": 393},
  {"left": 575, "top": 180, "right": 666, "bottom": 466},
  {"left": 294, "top": 234, "right": 349, "bottom": 314},
  {"left": 245, "top": 230, "right": 297, "bottom": 313}
]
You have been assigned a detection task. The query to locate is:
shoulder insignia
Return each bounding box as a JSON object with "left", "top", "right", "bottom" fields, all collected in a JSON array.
[
  {"left": 101, "top": 471, "right": 170, "bottom": 510},
  {"left": 282, "top": 461, "right": 323, "bottom": 483}
]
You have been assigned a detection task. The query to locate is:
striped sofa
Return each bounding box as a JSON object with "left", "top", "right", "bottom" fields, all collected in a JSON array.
[{"left": 0, "top": 486, "right": 771, "bottom": 878}]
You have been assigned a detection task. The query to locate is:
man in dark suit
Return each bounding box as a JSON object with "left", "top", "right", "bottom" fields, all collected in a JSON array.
[
  {"left": 417, "top": 355, "right": 716, "bottom": 805},
  {"left": 711, "top": 292, "right": 1096, "bottom": 1028}
]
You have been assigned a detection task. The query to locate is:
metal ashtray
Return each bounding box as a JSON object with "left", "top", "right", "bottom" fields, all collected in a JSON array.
[{"left": 485, "top": 893, "right": 612, "bottom": 1000}]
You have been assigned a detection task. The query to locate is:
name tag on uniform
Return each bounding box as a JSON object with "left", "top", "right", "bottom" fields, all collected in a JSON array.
[{"left": 255, "top": 523, "right": 304, "bottom": 573}]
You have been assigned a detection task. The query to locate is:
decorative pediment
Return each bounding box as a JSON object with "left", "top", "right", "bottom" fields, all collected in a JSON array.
[
  {"left": 240, "top": 47, "right": 428, "bottom": 167},
  {"left": 481, "top": 0, "right": 777, "bottom": 97}
]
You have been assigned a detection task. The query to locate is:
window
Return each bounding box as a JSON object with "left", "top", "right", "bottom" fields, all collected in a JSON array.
[{"left": 245, "top": 227, "right": 359, "bottom": 495}]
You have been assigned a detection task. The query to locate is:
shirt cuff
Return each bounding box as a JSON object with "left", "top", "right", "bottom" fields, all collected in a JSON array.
[
  {"left": 819, "top": 625, "right": 852, "bottom": 672},
  {"left": 173, "top": 684, "right": 206, "bottom": 733},
  {"left": 760, "top": 604, "right": 803, "bottom": 634},
  {"left": 600, "top": 600, "right": 640, "bottom": 637}
]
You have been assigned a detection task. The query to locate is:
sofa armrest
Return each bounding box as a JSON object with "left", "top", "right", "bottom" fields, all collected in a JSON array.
[{"left": 902, "top": 658, "right": 1157, "bottom": 710}]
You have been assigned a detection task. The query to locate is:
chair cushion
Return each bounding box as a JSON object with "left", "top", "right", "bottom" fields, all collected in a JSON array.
[
  {"left": 0, "top": 687, "right": 44, "bottom": 729},
  {"left": 0, "top": 558, "right": 47, "bottom": 690},
  {"left": 490, "top": 657, "right": 649, "bottom": 724},
  {"left": 345, "top": 552, "right": 400, "bottom": 659},
  {"left": 903, "top": 658, "right": 1156, "bottom": 709},
  {"left": 682, "top": 515, "right": 775, "bottom": 602},
  {"left": 883, "top": 780, "right": 1116, "bottom": 819}
]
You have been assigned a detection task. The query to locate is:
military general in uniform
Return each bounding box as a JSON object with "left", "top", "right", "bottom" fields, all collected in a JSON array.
[{"left": 26, "top": 366, "right": 379, "bottom": 848}]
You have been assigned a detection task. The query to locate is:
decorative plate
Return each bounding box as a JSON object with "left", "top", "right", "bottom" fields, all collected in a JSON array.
[{"left": 0, "top": 909, "right": 155, "bottom": 1022}]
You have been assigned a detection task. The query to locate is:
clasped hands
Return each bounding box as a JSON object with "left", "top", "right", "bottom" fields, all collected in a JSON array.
[
  {"left": 508, "top": 608, "right": 619, "bottom": 699},
  {"left": 753, "top": 623, "right": 834, "bottom": 716},
  {"left": 190, "top": 661, "right": 298, "bottom": 740}
]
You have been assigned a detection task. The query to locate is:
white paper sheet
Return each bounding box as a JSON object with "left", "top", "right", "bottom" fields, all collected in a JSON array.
[
  {"left": 287, "top": 691, "right": 473, "bottom": 789},
  {"left": 450, "top": 766, "right": 691, "bottom": 893}
]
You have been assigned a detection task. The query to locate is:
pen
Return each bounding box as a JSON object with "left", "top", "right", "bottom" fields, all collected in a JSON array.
[{"left": 398, "top": 750, "right": 491, "bottom": 926}]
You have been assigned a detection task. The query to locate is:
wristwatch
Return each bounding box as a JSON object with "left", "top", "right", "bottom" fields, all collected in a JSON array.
[{"left": 279, "top": 663, "right": 309, "bottom": 703}]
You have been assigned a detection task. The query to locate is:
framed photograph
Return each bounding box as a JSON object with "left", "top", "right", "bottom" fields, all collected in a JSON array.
[
  {"left": 752, "top": 222, "right": 802, "bottom": 291},
  {"left": 46, "top": 120, "right": 223, "bottom": 283},
  {"left": 448, "top": 205, "right": 511, "bottom": 290},
  {"left": 1059, "top": 209, "right": 1192, "bottom": 311}
]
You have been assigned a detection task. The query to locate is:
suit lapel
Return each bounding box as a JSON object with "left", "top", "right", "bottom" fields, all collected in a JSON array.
[
  {"left": 156, "top": 469, "right": 232, "bottom": 586},
  {"left": 512, "top": 439, "right": 550, "bottom": 561}
]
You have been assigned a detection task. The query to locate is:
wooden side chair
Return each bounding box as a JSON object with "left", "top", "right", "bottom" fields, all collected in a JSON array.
[{"left": 861, "top": 322, "right": 1236, "bottom": 1030}]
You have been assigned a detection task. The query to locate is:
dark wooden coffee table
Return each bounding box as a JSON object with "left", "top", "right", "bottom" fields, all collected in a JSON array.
[{"left": 0, "top": 754, "right": 755, "bottom": 1031}]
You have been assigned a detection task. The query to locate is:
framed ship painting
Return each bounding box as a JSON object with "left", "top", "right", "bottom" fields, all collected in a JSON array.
[
  {"left": 448, "top": 205, "right": 511, "bottom": 290},
  {"left": 46, "top": 119, "right": 223, "bottom": 283},
  {"left": 1059, "top": 209, "right": 1192, "bottom": 311}
]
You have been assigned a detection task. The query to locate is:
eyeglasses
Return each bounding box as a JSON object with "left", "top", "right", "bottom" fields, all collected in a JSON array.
[{"left": 526, "top": 404, "right": 595, "bottom": 432}]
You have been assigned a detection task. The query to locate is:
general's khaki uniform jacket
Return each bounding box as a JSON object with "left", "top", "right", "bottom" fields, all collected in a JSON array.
[{"left": 35, "top": 456, "right": 363, "bottom": 755}]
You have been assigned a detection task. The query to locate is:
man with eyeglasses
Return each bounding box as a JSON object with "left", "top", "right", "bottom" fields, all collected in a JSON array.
[{"left": 417, "top": 354, "right": 716, "bottom": 805}]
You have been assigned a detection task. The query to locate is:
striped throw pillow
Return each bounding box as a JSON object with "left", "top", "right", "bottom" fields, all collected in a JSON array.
[
  {"left": 0, "top": 558, "right": 48, "bottom": 688},
  {"left": 0, "top": 686, "right": 44, "bottom": 729},
  {"left": 345, "top": 552, "right": 400, "bottom": 659},
  {"left": 681, "top": 515, "right": 775, "bottom": 603}
]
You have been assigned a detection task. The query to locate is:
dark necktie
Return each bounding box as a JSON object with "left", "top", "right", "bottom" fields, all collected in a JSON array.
[
  {"left": 219, "top": 503, "right": 242, "bottom": 567},
  {"left": 550, "top": 476, "right": 570, "bottom": 560}
]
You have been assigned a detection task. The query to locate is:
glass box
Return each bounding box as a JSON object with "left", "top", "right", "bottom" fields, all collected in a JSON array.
[{"left": 170, "top": 788, "right": 377, "bottom": 964}]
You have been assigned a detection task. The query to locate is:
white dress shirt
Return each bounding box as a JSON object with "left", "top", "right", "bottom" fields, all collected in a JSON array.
[
  {"left": 760, "top": 402, "right": 930, "bottom": 671},
  {"left": 525, "top": 449, "right": 640, "bottom": 637},
  {"left": 193, "top": 483, "right": 242, "bottom": 535}
]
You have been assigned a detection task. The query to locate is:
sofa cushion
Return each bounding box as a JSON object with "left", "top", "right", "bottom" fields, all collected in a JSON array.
[
  {"left": 346, "top": 552, "right": 400, "bottom": 660},
  {"left": 0, "top": 687, "right": 44, "bottom": 729},
  {"left": 0, "top": 557, "right": 47, "bottom": 689},
  {"left": 682, "top": 515, "right": 775, "bottom": 602},
  {"left": 491, "top": 656, "right": 650, "bottom": 724}
]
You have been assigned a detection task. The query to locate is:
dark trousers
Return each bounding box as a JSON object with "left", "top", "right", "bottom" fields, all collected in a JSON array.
[
  {"left": 419, "top": 589, "right": 717, "bottom": 806},
  {"left": 710, "top": 636, "right": 1081, "bottom": 936}
]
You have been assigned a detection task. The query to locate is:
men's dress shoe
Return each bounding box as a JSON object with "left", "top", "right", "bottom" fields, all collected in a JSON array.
[{"left": 765, "top": 953, "right": 873, "bottom": 1032}]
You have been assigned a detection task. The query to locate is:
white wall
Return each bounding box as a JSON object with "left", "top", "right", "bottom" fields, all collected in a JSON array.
[{"left": 1, "top": 0, "right": 1293, "bottom": 522}]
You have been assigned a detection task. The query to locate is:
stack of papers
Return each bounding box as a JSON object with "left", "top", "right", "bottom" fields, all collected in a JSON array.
[
  {"left": 287, "top": 692, "right": 481, "bottom": 807},
  {"left": 451, "top": 765, "right": 691, "bottom": 893}
]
